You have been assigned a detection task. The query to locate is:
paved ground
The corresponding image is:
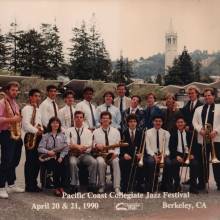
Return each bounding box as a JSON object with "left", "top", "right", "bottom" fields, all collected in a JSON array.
[{"left": 1, "top": 148, "right": 220, "bottom": 220}]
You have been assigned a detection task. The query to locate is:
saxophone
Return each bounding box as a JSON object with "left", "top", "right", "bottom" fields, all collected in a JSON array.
[
  {"left": 1, "top": 92, "right": 21, "bottom": 140},
  {"left": 24, "top": 105, "right": 42, "bottom": 150}
]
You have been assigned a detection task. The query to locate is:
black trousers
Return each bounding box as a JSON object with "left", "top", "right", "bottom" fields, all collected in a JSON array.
[
  {"left": 198, "top": 142, "right": 220, "bottom": 187},
  {"left": 24, "top": 147, "right": 40, "bottom": 189},
  {"left": 172, "top": 157, "right": 199, "bottom": 187},
  {"left": 145, "top": 155, "right": 173, "bottom": 191},
  {"left": 41, "top": 156, "right": 69, "bottom": 188},
  {"left": 119, "top": 158, "right": 143, "bottom": 192},
  {"left": 0, "top": 130, "right": 23, "bottom": 188}
]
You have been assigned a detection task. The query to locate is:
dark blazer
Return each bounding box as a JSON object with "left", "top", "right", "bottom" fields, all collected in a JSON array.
[
  {"left": 120, "top": 128, "right": 143, "bottom": 159},
  {"left": 169, "top": 130, "right": 193, "bottom": 159},
  {"left": 121, "top": 108, "right": 145, "bottom": 133},
  {"left": 144, "top": 105, "right": 162, "bottom": 129},
  {"left": 181, "top": 100, "right": 203, "bottom": 130}
]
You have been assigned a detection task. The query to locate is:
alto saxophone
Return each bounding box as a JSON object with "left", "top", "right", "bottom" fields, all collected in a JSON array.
[{"left": 1, "top": 92, "right": 21, "bottom": 140}]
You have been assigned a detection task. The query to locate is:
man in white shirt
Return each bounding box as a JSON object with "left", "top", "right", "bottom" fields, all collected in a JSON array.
[
  {"left": 93, "top": 111, "right": 121, "bottom": 193},
  {"left": 145, "top": 115, "right": 172, "bottom": 192},
  {"left": 114, "top": 83, "right": 131, "bottom": 115},
  {"left": 75, "top": 87, "right": 97, "bottom": 130},
  {"left": 22, "top": 89, "right": 43, "bottom": 192},
  {"left": 39, "top": 85, "right": 59, "bottom": 129},
  {"left": 96, "top": 91, "right": 121, "bottom": 129},
  {"left": 66, "top": 111, "right": 97, "bottom": 193},
  {"left": 193, "top": 87, "right": 220, "bottom": 191},
  {"left": 58, "top": 90, "right": 75, "bottom": 131}
]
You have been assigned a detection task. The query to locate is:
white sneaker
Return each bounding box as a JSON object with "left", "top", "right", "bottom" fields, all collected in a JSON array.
[
  {"left": 115, "top": 188, "right": 120, "bottom": 194},
  {"left": 98, "top": 187, "right": 105, "bottom": 193},
  {"left": 0, "top": 188, "right": 9, "bottom": 199},
  {"left": 7, "top": 185, "right": 25, "bottom": 193}
]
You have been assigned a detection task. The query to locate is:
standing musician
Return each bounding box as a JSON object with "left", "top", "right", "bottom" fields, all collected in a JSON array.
[
  {"left": 121, "top": 95, "right": 145, "bottom": 133},
  {"left": 144, "top": 93, "right": 162, "bottom": 129},
  {"left": 120, "top": 114, "right": 143, "bottom": 193},
  {"left": 114, "top": 83, "right": 131, "bottom": 115},
  {"left": 0, "top": 81, "right": 24, "bottom": 199},
  {"left": 66, "top": 111, "right": 97, "bottom": 193},
  {"left": 75, "top": 87, "right": 97, "bottom": 130},
  {"left": 38, "top": 117, "right": 69, "bottom": 197},
  {"left": 58, "top": 90, "right": 75, "bottom": 131},
  {"left": 145, "top": 115, "right": 172, "bottom": 192},
  {"left": 193, "top": 87, "right": 220, "bottom": 191},
  {"left": 169, "top": 116, "right": 199, "bottom": 194},
  {"left": 93, "top": 111, "right": 121, "bottom": 193},
  {"left": 22, "top": 89, "right": 43, "bottom": 192},
  {"left": 39, "top": 85, "right": 59, "bottom": 130},
  {"left": 96, "top": 91, "right": 121, "bottom": 129}
]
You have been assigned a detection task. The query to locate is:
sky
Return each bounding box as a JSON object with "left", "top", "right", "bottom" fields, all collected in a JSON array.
[{"left": 0, "top": 0, "right": 220, "bottom": 60}]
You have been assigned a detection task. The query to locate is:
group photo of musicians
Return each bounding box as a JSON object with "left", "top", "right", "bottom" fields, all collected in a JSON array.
[{"left": 0, "top": 81, "right": 220, "bottom": 199}]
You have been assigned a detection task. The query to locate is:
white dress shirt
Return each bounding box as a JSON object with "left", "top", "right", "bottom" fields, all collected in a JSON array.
[
  {"left": 145, "top": 127, "right": 170, "bottom": 157},
  {"left": 93, "top": 126, "right": 121, "bottom": 155},
  {"left": 21, "top": 105, "right": 42, "bottom": 134},
  {"left": 177, "top": 130, "right": 188, "bottom": 154},
  {"left": 66, "top": 126, "right": 93, "bottom": 153},
  {"left": 96, "top": 104, "right": 121, "bottom": 129},
  {"left": 39, "top": 97, "right": 59, "bottom": 127},
  {"left": 58, "top": 104, "right": 75, "bottom": 131},
  {"left": 75, "top": 100, "right": 97, "bottom": 129}
]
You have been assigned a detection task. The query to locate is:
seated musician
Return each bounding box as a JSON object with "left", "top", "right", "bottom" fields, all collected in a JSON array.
[
  {"left": 93, "top": 111, "right": 121, "bottom": 193},
  {"left": 120, "top": 114, "right": 143, "bottom": 193},
  {"left": 66, "top": 111, "right": 97, "bottom": 193},
  {"left": 38, "top": 117, "right": 69, "bottom": 197},
  {"left": 169, "top": 116, "right": 199, "bottom": 194},
  {"left": 145, "top": 115, "right": 172, "bottom": 192}
]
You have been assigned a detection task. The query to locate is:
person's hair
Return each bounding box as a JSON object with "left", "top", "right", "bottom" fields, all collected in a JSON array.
[
  {"left": 126, "top": 114, "right": 137, "bottom": 123},
  {"left": 131, "top": 95, "right": 141, "bottom": 103},
  {"left": 28, "top": 88, "right": 41, "bottom": 97},
  {"left": 74, "top": 110, "right": 85, "bottom": 118},
  {"left": 186, "top": 85, "right": 200, "bottom": 95},
  {"left": 83, "top": 87, "right": 94, "bottom": 94},
  {"left": 103, "top": 91, "right": 115, "bottom": 103},
  {"left": 5, "top": 81, "right": 20, "bottom": 91},
  {"left": 117, "top": 83, "right": 126, "bottom": 89},
  {"left": 175, "top": 115, "right": 185, "bottom": 122},
  {"left": 100, "top": 111, "right": 112, "bottom": 120},
  {"left": 203, "top": 87, "right": 215, "bottom": 96},
  {"left": 63, "top": 90, "right": 75, "bottom": 98},
  {"left": 46, "top": 117, "right": 62, "bottom": 133},
  {"left": 46, "top": 85, "right": 57, "bottom": 92},
  {"left": 152, "top": 115, "right": 164, "bottom": 122},
  {"left": 165, "top": 93, "right": 176, "bottom": 101},
  {"left": 146, "top": 92, "right": 156, "bottom": 100}
]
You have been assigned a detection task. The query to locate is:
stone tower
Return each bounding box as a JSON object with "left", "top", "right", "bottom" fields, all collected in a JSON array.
[{"left": 165, "top": 20, "right": 178, "bottom": 73}]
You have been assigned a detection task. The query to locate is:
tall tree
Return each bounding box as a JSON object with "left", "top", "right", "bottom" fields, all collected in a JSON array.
[
  {"left": 0, "top": 29, "right": 7, "bottom": 69},
  {"left": 156, "top": 73, "right": 162, "bottom": 85},
  {"left": 40, "top": 23, "right": 64, "bottom": 79},
  {"left": 194, "top": 60, "right": 201, "bottom": 82}
]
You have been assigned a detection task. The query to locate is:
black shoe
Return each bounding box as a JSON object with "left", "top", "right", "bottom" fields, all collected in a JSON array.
[
  {"left": 174, "top": 184, "right": 182, "bottom": 192},
  {"left": 26, "top": 186, "right": 42, "bottom": 192},
  {"left": 182, "top": 179, "right": 190, "bottom": 185},
  {"left": 87, "top": 184, "right": 97, "bottom": 193},
  {"left": 69, "top": 185, "right": 78, "bottom": 194},
  {"left": 197, "top": 183, "right": 205, "bottom": 190},
  {"left": 190, "top": 187, "right": 199, "bottom": 194}
]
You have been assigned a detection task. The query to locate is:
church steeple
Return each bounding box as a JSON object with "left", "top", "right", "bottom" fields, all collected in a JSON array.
[{"left": 165, "top": 19, "right": 178, "bottom": 73}]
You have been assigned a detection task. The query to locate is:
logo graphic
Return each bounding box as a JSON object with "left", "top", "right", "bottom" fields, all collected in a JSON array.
[{"left": 115, "top": 202, "right": 143, "bottom": 211}]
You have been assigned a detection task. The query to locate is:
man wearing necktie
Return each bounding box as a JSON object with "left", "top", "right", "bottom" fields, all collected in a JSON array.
[
  {"left": 193, "top": 88, "right": 220, "bottom": 191},
  {"left": 66, "top": 111, "right": 97, "bottom": 193},
  {"left": 169, "top": 116, "right": 199, "bottom": 194},
  {"left": 145, "top": 115, "right": 172, "bottom": 192},
  {"left": 58, "top": 90, "right": 75, "bottom": 131},
  {"left": 39, "top": 85, "right": 59, "bottom": 130},
  {"left": 93, "top": 111, "right": 121, "bottom": 193}
]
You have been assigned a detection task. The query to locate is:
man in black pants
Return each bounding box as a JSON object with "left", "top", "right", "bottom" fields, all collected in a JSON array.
[
  {"left": 193, "top": 87, "right": 220, "bottom": 190},
  {"left": 169, "top": 116, "right": 199, "bottom": 194},
  {"left": 22, "top": 89, "right": 43, "bottom": 192},
  {"left": 0, "top": 81, "right": 24, "bottom": 199}
]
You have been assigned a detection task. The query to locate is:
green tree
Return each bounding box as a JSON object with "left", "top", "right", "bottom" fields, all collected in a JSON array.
[
  {"left": 194, "top": 60, "right": 201, "bottom": 82},
  {"left": 156, "top": 73, "right": 162, "bottom": 85},
  {"left": 0, "top": 29, "right": 7, "bottom": 69}
]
